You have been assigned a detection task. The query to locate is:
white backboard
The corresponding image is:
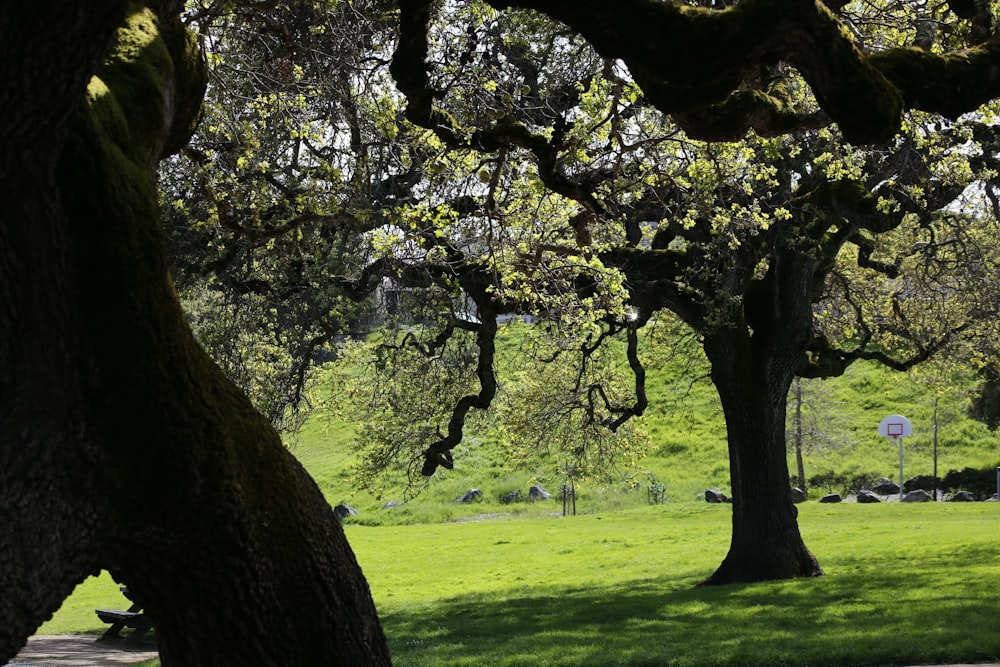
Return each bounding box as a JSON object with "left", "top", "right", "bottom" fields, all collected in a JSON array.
[{"left": 878, "top": 414, "right": 913, "bottom": 439}]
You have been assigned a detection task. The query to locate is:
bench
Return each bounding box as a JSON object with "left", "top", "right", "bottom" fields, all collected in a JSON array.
[{"left": 96, "top": 586, "right": 153, "bottom": 641}]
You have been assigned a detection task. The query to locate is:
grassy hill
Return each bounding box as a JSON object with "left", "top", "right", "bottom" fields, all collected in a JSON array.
[{"left": 292, "top": 326, "right": 1000, "bottom": 524}]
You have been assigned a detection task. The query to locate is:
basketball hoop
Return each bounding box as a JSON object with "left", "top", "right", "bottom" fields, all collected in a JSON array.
[{"left": 878, "top": 414, "right": 913, "bottom": 501}]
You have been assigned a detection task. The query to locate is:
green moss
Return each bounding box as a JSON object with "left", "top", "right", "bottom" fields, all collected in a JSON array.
[
  {"left": 871, "top": 45, "right": 999, "bottom": 119},
  {"left": 94, "top": 5, "right": 175, "bottom": 162},
  {"left": 60, "top": 2, "right": 208, "bottom": 503},
  {"left": 84, "top": 77, "right": 129, "bottom": 148}
]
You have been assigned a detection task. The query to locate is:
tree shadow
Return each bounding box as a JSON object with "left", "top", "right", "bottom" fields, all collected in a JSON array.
[{"left": 381, "top": 546, "right": 1000, "bottom": 667}]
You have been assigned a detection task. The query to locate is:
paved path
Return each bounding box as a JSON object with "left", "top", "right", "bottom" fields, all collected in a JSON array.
[
  {"left": 5, "top": 635, "right": 158, "bottom": 666},
  {"left": 3, "top": 635, "right": 997, "bottom": 667}
]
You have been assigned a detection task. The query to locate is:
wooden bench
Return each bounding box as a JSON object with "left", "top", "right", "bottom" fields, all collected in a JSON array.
[{"left": 96, "top": 586, "right": 153, "bottom": 641}]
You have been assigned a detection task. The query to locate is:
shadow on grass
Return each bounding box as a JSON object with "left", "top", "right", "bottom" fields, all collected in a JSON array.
[{"left": 382, "top": 546, "right": 1000, "bottom": 667}]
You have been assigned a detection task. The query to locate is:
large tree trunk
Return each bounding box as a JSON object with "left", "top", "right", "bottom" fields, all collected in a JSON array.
[
  {"left": 0, "top": 3, "right": 391, "bottom": 665},
  {"left": 700, "top": 255, "right": 824, "bottom": 585}
]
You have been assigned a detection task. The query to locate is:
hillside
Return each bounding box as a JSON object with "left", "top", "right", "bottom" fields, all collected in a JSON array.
[{"left": 290, "top": 328, "right": 1000, "bottom": 524}]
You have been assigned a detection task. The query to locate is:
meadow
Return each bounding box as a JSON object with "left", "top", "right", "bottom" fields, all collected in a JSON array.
[{"left": 33, "top": 343, "right": 1000, "bottom": 665}]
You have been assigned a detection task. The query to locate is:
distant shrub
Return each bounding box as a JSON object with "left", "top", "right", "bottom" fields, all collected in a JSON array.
[
  {"left": 941, "top": 466, "right": 1000, "bottom": 500},
  {"left": 806, "top": 470, "right": 885, "bottom": 496},
  {"left": 969, "top": 372, "right": 1000, "bottom": 430},
  {"left": 903, "top": 475, "right": 939, "bottom": 493}
]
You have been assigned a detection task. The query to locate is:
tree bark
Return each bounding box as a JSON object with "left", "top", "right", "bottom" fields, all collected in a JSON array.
[
  {"left": 700, "top": 254, "right": 824, "bottom": 585},
  {"left": 0, "top": 3, "right": 391, "bottom": 664}
]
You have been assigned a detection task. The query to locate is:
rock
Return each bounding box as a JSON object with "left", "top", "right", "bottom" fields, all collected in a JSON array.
[
  {"left": 382, "top": 501, "right": 404, "bottom": 509},
  {"left": 790, "top": 487, "right": 807, "bottom": 504},
  {"left": 872, "top": 478, "right": 900, "bottom": 495},
  {"left": 819, "top": 493, "right": 842, "bottom": 503},
  {"left": 528, "top": 485, "right": 551, "bottom": 501},
  {"left": 499, "top": 489, "right": 521, "bottom": 504},
  {"left": 902, "top": 489, "right": 932, "bottom": 503},
  {"left": 856, "top": 490, "right": 880, "bottom": 503},
  {"left": 455, "top": 488, "right": 484, "bottom": 503},
  {"left": 903, "top": 475, "right": 937, "bottom": 493},
  {"left": 947, "top": 491, "right": 975, "bottom": 502},
  {"left": 333, "top": 503, "right": 357, "bottom": 521},
  {"left": 704, "top": 489, "right": 729, "bottom": 504}
]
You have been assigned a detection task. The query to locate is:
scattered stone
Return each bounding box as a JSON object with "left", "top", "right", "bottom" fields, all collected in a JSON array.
[
  {"left": 790, "top": 487, "right": 807, "bottom": 504},
  {"left": 500, "top": 489, "right": 522, "bottom": 504},
  {"left": 333, "top": 503, "right": 357, "bottom": 521},
  {"left": 902, "top": 489, "right": 932, "bottom": 503},
  {"left": 856, "top": 490, "right": 880, "bottom": 504},
  {"left": 819, "top": 493, "right": 842, "bottom": 503},
  {"left": 948, "top": 491, "right": 975, "bottom": 502},
  {"left": 528, "top": 485, "right": 551, "bottom": 501},
  {"left": 872, "top": 478, "right": 900, "bottom": 495},
  {"left": 455, "top": 488, "right": 484, "bottom": 503},
  {"left": 903, "top": 475, "right": 937, "bottom": 493},
  {"left": 704, "top": 489, "right": 729, "bottom": 504},
  {"left": 382, "top": 501, "right": 404, "bottom": 509}
]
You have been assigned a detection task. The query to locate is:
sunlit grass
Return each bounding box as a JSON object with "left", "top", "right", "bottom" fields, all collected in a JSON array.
[
  {"left": 41, "top": 503, "right": 1000, "bottom": 667},
  {"left": 32, "top": 331, "right": 1000, "bottom": 665},
  {"left": 345, "top": 503, "right": 1000, "bottom": 667}
]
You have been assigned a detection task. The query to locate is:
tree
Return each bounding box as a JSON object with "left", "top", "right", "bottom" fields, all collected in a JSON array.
[
  {"left": 142, "top": 0, "right": 1000, "bottom": 591},
  {"left": 378, "top": 0, "right": 1000, "bottom": 584},
  {"left": 787, "top": 377, "right": 856, "bottom": 497},
  {"left": 161, "top": 0, "right": 405, "bottom": 431},
  {"left": 0, "top": 2, "right": 390, "bottom": 664}
]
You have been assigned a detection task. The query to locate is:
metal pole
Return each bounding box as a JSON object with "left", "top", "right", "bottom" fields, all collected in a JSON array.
[
  {"left": 996, "top": 466, "right": 999, "bottom": 501},
  {"left": 898, "top": 437, "right": 904, "bottom": 502}
]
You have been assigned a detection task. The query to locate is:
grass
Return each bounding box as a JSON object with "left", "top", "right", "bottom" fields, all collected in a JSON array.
[
  {"left": 346, "top": 503, "right": 1000, "bottom": 667},
  {"left": 36, "top": 570, "right": 127, "bottom": 635},
  {"left": 42, "top": 503, "right": 1000, "bottom": 666},
  {"left": 30, "top": 330, "right": 1000, "bottom": 664}
]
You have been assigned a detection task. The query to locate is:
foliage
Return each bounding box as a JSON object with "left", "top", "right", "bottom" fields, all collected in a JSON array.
[
  {"left": 158, "top": 0, "right": 1000, "bottom": 586},
  {"left": 940, "top": 465, "right": 1000, "bottom": 499},
  {"left": 165, "top": 0, "right": 1000, "bottom": 491},
  {"left": 163, "top": 0, "right": 402, "bottom": 429},
  {"left": 305, "top": 323, "right": 999, "bottom": 516}
]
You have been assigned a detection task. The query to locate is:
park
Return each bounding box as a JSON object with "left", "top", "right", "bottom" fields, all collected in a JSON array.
[
  {"left": 14, "top": 354, "right": 1000, "bottom": 666},
  {"left": 3, "top": 0, "right": 1000, "bottom": 665}
]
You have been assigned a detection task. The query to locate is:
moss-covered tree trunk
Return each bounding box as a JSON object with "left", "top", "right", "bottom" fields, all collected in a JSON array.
[
  {"left": 0, "top": 2, "right": 391, "bottom": 664},
  {"left": 700, "top": 253, "right": 824, "bottom": 585}
]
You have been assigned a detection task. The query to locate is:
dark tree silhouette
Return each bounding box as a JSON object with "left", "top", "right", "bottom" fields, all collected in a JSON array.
[{"left": 0, "top": 2, "right": 390, "bottom": 664}]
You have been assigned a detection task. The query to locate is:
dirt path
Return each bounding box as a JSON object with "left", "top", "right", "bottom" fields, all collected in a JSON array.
[{"left": 4, "top": 635, "right": 158, "bottom": 666}]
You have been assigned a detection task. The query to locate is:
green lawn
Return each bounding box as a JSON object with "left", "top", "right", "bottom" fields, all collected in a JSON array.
[
  {"left": 349, "top": 502, "right": 1000, "bottom": 667},
  {"left": 44, "top": 502, "right": 1000, "bottom": 667},
  {"left": 31, "top": 338, "right": 1000, "bottom": 664}
]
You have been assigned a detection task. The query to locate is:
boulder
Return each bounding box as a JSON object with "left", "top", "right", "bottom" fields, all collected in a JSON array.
[
  {"left": 790, "top": 487, "right": 807, "bottom": 504},
  {"left": 819, "top": 493, "right": 842, "bottom": 503},
  {"left": 528, "top": 485, "right": 551, "bottom": 501},
  {"left": 903, "top": 475, "right": 938, "bottom": 493},
  {"left": 455, "top": 488, "right": 484, "bottom": 503},
  {"left": 856, "top": 490, "right": 880, "bottom": 504},
  {"left": 704, "top": 489, "right": 729, "bottom": 504},
  {"left": 872, "top": 478, "right": 900, "bottom": 495},
  {"left": 333, "top": 503, "right": 357, "bottom": 521},
  {"left": 382, "top": 501, "right": 404, "bottom": 509},
  {"left": 947, "top": 491, "right": 975, "bottom": 502},
  {"left": 902, "top": 489, "right": 932, "bottom": 503},
  {"left": 500, "top": 489, "right": 522, "bottom": 504}
]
